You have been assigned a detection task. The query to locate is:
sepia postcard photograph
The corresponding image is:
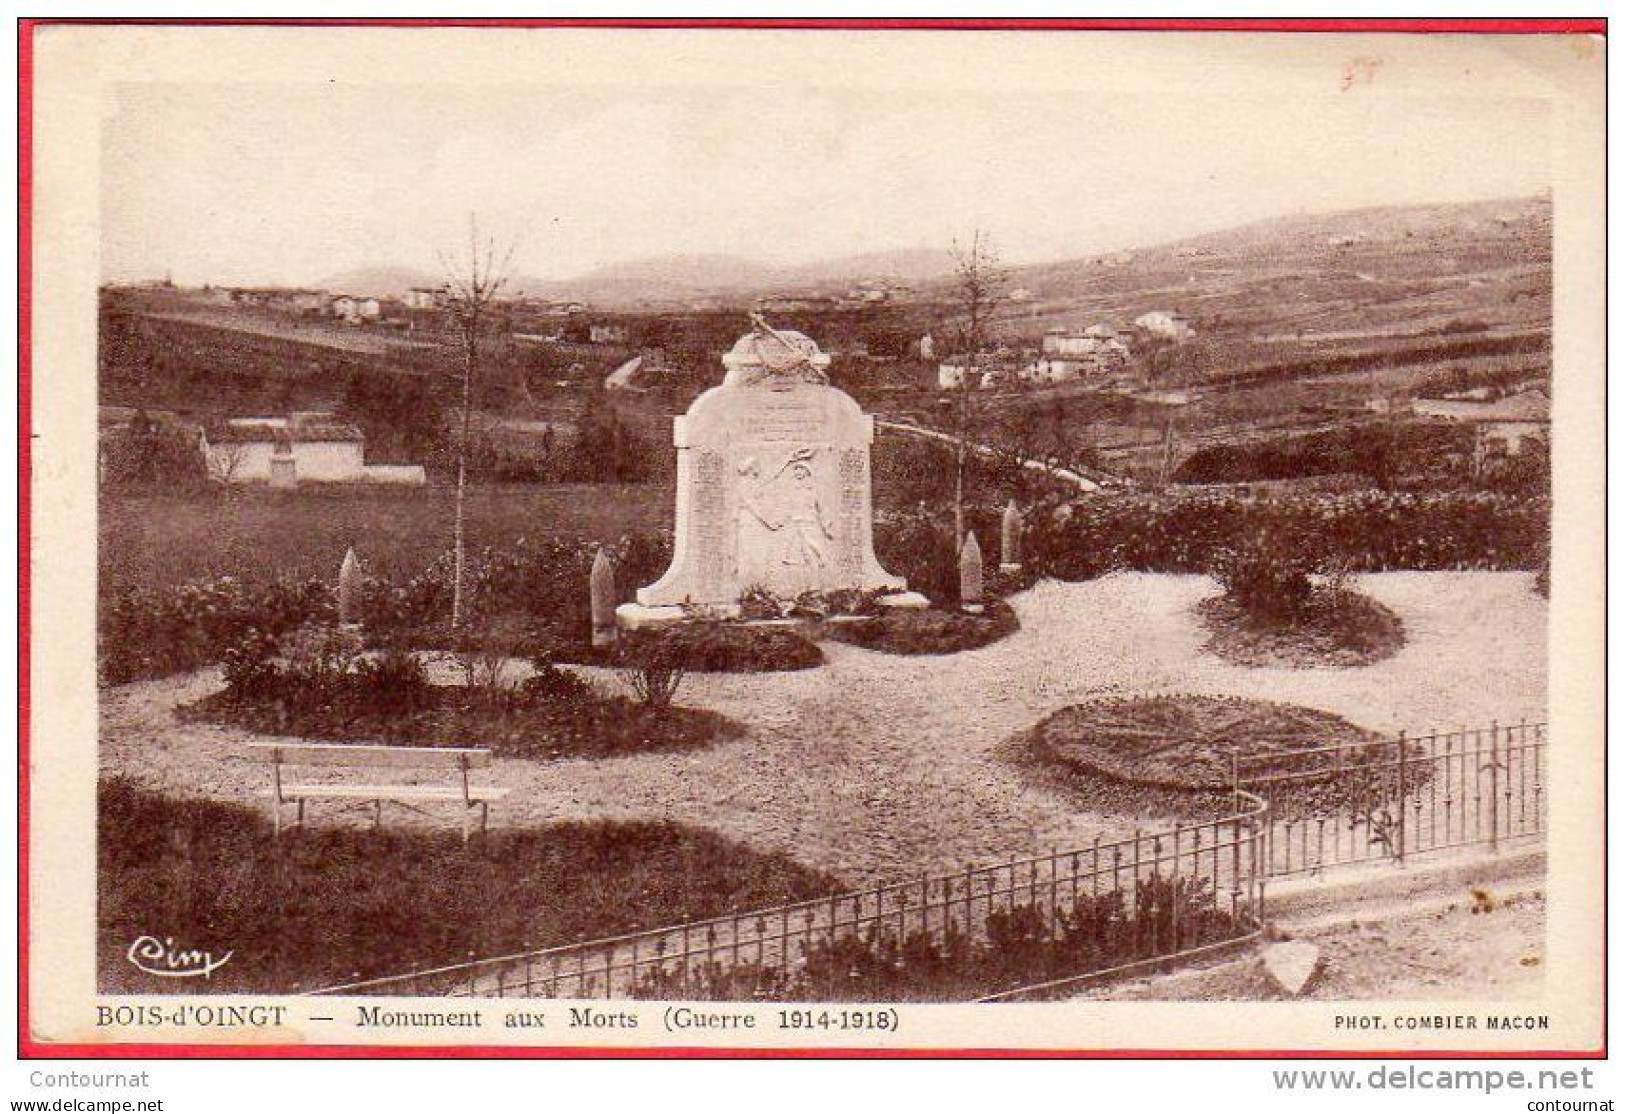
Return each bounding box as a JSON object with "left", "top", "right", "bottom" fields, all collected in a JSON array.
[{"left": 21, "top": 18, "right": 1606, "bottom": 1057}]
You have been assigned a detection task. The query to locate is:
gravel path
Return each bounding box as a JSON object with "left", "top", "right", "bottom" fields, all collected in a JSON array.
[{"left": 100, "top": 571, "right": 1546, "bottom": 887}]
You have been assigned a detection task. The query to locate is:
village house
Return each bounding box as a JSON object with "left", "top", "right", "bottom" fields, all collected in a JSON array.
[
  {"left": 938, "top": 349, "right": 1024, "bottom": 391},
  {"left": 589, "top": 322, "right": 631, "bottom": 344},
  {"left": 1134, "top": 310, "right": 1196, "bottom": 342},
  {"left": 202, "top": 413, "right": 426, "bottom": 486},
  {"left": 331, "top": 295, "right": 382, "bottom": 322},
  {"left": 227, "top": 287, "right": 328, "bottom": 313},
  {"left": 1026, "top": 325, "right": 1131, "bottom": 384},
  {"left": 402, "top": 286, "right": 444, "bottom": 310},
  {"left": 1412, "top": 387, "right": 1551, "bottom": 458}
]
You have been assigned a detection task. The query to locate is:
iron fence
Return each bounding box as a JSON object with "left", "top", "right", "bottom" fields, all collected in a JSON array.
[
  {"left": 313, "top": 793, "right": 1268, "bottom": 1000},
  {"left": 1238, "top": 720, "right": 1545, "bottom": 878},
  {"left": 308, "top": 718, "right": 1544, "bottom": 1001}
]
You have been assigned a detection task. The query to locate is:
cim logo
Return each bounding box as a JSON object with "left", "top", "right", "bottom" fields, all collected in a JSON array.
[{"left": 125, "top": 935, "right": 233, "bottom": 980}]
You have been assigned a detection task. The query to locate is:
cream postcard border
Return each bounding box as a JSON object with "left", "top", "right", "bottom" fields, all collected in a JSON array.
[{"left": 26, "top": 25, "right": 1606, "bottom": 1052}]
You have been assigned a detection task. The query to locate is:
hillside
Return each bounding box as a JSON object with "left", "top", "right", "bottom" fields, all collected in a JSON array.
[
  {"left": 323, "top": 248, "right": 958, "bottom": 306},
  {"left": 996, "top": 195, "right": 1551, "bottom": 348}
]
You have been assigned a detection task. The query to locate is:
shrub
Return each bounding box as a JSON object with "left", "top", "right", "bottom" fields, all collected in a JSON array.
[
  {"left": 101, "top": 574, "right": 335, "bottom": 685},
  {"left": 219, "top": 627, "right": 281, "bottom": 700},
  {"left": 618, "top": 640, "right": 686, "bottom": 710},
  {"left": 632, "top": 875, "right": 1244, "bottom": 1002},
  {"left": 349, "top": 647, "right": 434, "bottom": 715},
  {"left": 1026, "top": 488, "right": 1548, "bottom": 581},
  {"left": 522, "top": 657, "right": 595, "bottom": 703},
  {"left": 1210, "top": 541, "right": 1315, "bottom": 623},
  {"left": 278, "top": 622, "right": 366, "bottom": 694},
  {"left": 452, "top": 617, "right": 530, "bottom": 707}
]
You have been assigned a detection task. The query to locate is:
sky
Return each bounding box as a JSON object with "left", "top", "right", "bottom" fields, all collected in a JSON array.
[{"left": 100, "top": 81, "right": 1551, "bottom": 287}]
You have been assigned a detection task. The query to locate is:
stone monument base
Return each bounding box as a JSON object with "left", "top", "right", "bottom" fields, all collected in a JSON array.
[
  {"left": 614, "top": 601, "right": 739, "bottom": 630},
  {"left": 616, "top": 591, "right": 930, "bottom": 631}
]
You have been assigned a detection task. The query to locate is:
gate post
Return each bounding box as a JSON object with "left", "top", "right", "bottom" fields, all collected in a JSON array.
[
  {"left": 1489, "top": 719, "right": 1501, "bottom": 853},
  {"left": 1395, "top": 730, "right": 1407, "bottom": 863}
]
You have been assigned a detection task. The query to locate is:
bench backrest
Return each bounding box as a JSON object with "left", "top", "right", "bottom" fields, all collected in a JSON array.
[{"left": 248, "top": 743, "right": 493, "bottom": 770}]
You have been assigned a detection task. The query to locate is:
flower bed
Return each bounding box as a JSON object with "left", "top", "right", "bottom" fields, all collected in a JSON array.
[
  {"left": 815, "top": 599, "right": 1019, "bottom": 656},
  {"left": 1196, "top": 588, "right": 1406, "bottom": 669},
  {"left": 1027, "top": 695, "right": 1386, "bottom": 792},
  {"left": 185, "top": 626, "right": 741, "bottom": 760},
  {"left": 556, "top": 623, "right": 825, "bottom": 674}
]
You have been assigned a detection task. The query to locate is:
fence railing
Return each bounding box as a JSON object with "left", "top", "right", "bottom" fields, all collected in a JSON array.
[
  {"left": 313, "top": 792, "right": 1269, "bottom": 1001},
  {"left": 1238, "top": 720, "right": 1545, "bottom": 878},
  {"left": 309, "top": 719, "right": 1544, "bottom": 1001}
]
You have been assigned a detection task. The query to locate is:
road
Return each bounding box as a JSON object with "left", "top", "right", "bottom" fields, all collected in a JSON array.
[{"left": 875, "top": 419, "right": 1116, "bottom": 493}]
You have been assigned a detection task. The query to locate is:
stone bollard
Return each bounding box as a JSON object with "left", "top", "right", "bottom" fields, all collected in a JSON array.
[
  {"left": 590, "top": 547, "right": 618, "bottom": 649},
  {"left": 959, "top": 531, "right": 984, "bottom": 614},
  {"left": 337, "top": 546, "right": 363, "bottom": 625},
  {"left": 1000, "top": 499, "right": 1024, "bottom": 574}
]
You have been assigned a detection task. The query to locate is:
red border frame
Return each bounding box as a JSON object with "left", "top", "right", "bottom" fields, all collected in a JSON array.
[{"left": 16, "top": 15, "right": 1606, "bottom": 1061}]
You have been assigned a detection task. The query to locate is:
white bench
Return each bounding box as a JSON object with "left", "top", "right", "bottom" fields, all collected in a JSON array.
[{"left": 250, "top": 743, "right": 509, "bottom": 844}]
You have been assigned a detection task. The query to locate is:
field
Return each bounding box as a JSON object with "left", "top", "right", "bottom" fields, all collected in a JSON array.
[{"left": 100, "top": 482, "right": 674, "bottom": 600}]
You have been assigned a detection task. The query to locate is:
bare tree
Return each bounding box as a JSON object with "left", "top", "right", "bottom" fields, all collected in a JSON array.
[
  {"left": 208, "top": 438, "right": 251, "bottom": 487},
  {"left": 440, "top": 216, "right": 516, "bottom": 629},
  {"left": 943, "top": 230, "right": 1010, "bottom": 544}
]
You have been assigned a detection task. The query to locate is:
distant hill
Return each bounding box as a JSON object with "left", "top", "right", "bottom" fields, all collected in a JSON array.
[
  {"left": 319, "top": 196, "right": 1548, "bottom": 316},
  {"left": 774, "top": 247, "right": 956, "bottom": 288},
  {"left": 323, "top": 248, "right": 957, "bottom": 306},
  {"left": 319, "top": 266, "right": 442, "bottom": 299}
]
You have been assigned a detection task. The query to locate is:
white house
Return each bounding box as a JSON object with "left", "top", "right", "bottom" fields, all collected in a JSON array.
[
  {"left": 202, "top": 414, "right": 426, "bottom": 486},
  {"left": 1134, "top": 310, "right": 1196, "bottom": 342},
  {"left": 939, "top": 351, "right": 1025, "bottom": 391},
  {"left": 589, "top": 323, "right": 631, "bottom": 344},
  {"left": 331, "top": 295, "right": 382, "bottom": 322},
  {"left": 1042, "top": 325, "right": 1130, "bottom": 362},
  {"left": 403, "top": 287, "right": 443, "bottom": 310},
  {"left": 938, "top": 359, "right": 974, "bottom": 390}
]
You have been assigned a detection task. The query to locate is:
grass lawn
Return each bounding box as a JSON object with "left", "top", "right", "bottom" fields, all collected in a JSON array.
[
  {"left": 100, "top": 481, "right": 674, "bottom": 600},
  {"left": 98, "top": 779, "right": 840, "bottom": 995}
]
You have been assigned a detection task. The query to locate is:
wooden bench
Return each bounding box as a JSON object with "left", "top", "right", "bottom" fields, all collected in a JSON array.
[{"left": 249, "top": 743, "right": 509, "bottom": 844}]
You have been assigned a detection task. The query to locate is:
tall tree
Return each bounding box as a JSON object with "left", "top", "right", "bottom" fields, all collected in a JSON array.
[
  {"left": 441, "top": 217, "right": 516, "bottom": 628},
  {"left": 944, "top": 231, "right": 1009, "bottom": 544}
]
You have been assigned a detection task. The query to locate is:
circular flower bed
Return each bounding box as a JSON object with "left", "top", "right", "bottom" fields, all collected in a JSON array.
[
  {"left": 1196, "top": 588, "right": 1405, "bottom": 668},
  {"left": 1028, "top": 694, "right": 1386, "bottom": 792}
]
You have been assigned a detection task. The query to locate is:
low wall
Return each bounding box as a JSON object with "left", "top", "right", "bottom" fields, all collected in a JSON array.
[{"left": 360, "top": 465, "right": 427, "bottom": 485}]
